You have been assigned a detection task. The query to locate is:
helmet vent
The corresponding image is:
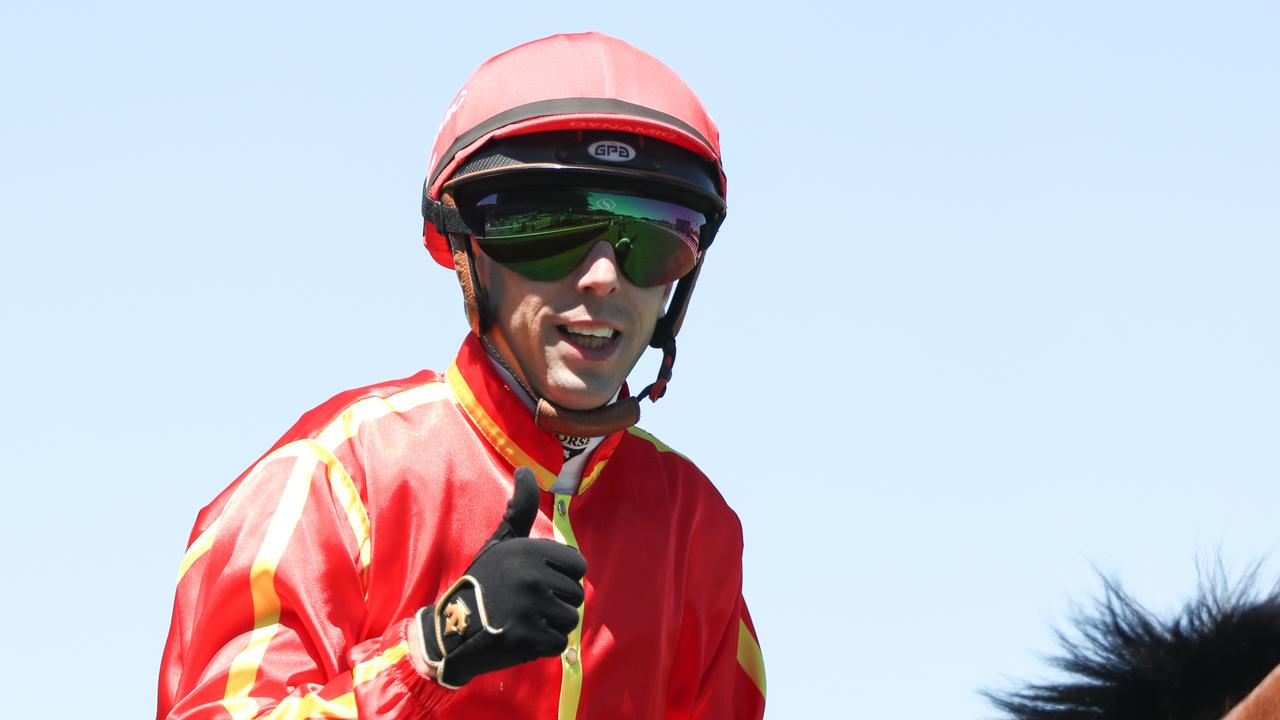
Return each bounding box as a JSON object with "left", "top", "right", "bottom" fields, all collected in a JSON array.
[{"left": 453, "top": 152, "right": 521, "bottom": 176}]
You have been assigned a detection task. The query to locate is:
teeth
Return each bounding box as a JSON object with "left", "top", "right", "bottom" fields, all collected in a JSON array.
[
  {"left": 563, "top": 325, "right": 616, "bottom": 339},
  {"left": 561, "top": 325, "right": 617, "bottom": 350}
]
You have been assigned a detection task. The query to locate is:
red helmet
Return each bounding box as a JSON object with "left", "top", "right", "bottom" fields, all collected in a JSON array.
[{"left": 421, "top": 31, "right": 727, "bottom": 268}]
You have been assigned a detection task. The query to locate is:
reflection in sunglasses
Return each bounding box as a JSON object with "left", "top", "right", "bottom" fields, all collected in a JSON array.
[{"left": 474, "top": 190, "right": 705, "bottom": 286}]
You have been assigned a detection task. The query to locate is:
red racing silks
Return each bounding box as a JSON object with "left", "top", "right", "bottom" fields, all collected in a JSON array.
[{"left": 158, "top": 333, "right": 764, "bottom": 719}]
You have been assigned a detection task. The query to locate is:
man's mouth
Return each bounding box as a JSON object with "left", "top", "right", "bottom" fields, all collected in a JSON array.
[{"left": 559, "top": 324, "right": 619, "bottom": 350}]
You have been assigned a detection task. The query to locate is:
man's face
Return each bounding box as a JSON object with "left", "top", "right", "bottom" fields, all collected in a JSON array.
[{"left": 474, "top": 238, "right": 671, "bottom": 411}]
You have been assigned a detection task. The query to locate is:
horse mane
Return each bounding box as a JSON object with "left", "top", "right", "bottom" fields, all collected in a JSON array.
[{"left": 987, "top": 568, "right": 1280, "bottom": 720}]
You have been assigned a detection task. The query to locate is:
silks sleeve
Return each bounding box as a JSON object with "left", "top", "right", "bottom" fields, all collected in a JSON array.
[
  {"left": 689, "top": 594, "right": 767, "bottom": 719},
  {"left": 157, "top": 439, "right": 450, "bottom": 719},
  {"left": 670, "top": 504, "right": 766, "bottom": 719}
]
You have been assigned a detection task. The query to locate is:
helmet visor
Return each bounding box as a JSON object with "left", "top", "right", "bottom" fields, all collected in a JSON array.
[{"left": 471, "top": 189, "right": 704, "bottom": 287}]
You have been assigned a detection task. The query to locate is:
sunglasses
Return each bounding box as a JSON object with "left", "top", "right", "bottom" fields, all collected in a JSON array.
[{"left": 467, "top": 189, "right": 707, "bottom": 287}]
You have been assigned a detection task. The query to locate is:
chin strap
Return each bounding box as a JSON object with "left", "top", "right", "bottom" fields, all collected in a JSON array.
[
  {"left": 438, "top": 193, "right": 705, "bottom": 438},
  {"left": 533, "top": 395, "right": 642, "bottom": 437},
  {"left": 443, "top": 194, "right": 490, "bottom": 336}
]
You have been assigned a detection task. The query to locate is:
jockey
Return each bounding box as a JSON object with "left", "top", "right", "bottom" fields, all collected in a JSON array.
[{"left": 157, "top": 32, "right": 765, "bottom": 719}]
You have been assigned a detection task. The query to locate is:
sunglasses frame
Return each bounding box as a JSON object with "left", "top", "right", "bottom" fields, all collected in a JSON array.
[
  {"left": 447, "top": 167, "right": 726, "bottom": 286},
  {"left": 446, "top": 164, "right": 726, "bottom": 244}
]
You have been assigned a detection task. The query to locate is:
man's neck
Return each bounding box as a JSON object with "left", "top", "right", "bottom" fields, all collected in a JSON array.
[{"left": 480, "top": 351, "right": 614, "bottom": 495}]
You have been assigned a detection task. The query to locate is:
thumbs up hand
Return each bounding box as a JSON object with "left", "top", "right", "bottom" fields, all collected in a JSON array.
[{"left": 419, "top": 467, "right": 587, "bottom": 688}]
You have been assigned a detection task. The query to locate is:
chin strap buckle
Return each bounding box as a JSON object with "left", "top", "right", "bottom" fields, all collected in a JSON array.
[{"left": 642, "top": 336, "right": 677, "bottom": 402}]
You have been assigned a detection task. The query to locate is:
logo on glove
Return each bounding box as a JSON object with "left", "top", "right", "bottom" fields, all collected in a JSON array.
[{"left": 443, "top": 597, "right": 471, "bottom": 636}]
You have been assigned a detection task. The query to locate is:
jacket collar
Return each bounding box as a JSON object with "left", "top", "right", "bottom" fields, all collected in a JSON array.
[{"left": 446, "top": 333, "right": 625, "bottom": 493}]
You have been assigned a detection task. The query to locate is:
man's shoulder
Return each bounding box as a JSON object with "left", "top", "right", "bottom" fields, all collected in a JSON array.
[
  {"left": 187, "top": 369, "right": 454, "bottom": 547},
  {"left": 273, "top": 368, "right": 452, "bottom": 448},
  {"left": 618, "top": 425, "right": 746, "bottom": 560},
  {"left": 623, "top": 425, "right": 696, "bottom": 464},
  {"left": 619, "top": 426, "right": 741, "bottom": 523}
]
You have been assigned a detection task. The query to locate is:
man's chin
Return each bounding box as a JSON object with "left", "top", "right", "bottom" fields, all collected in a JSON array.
[{"left": 538, "top": 375, "right": 622, "bottom": 412}]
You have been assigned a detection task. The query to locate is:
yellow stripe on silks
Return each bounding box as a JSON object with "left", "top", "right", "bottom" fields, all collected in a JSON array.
[
  {"left": 175, "top": 443, "right": 297, "bottom": 588},
  {"left": 257, "top": 640, "right": 411, "bottom": 719},
  {"left": 176, "top": 440, "right": 298, "bottom": 585},
  {"left": 175, "top": 381, "right": 449, "bottom": 590},
  {"left": 262, "top": 693, "right": 357, "bottom": 719},
  {"left": 221, "top": 443, "right": 322, "bottom": 719},
  {"left": 175, "top": 449, "right": 284, "bottom": 585},
  {"left": 351, "top": 640, "right": 410, "bottom": 685},
  {"left": 219, "top": 697, "right": 261, "bottom": 718},
  {"left": 625, "top": 427, "right": 691, "bottom": 461},
  {"left": 312, "top": 382, "right": 451, "bottom": 583},
  {"left": 177, "top": 521, "right": 219, "bottom": 582},
  {"left": 297, "top": 439, "right": 372, "bottom": 592},
  {"left": 552, "top": 493, "right": 585, "bottom": 720},
  {"left": 578, "top": 460, "right": 607, "bottom": 495},
  {"left": 445, "top": 363, "right": 556, "bottom": 488},
  {"left": 313, "top": 383, "right": 451, "bottom": 451},
  {"left": 736, "top": 618, "right": 767, "bottom": 697}
]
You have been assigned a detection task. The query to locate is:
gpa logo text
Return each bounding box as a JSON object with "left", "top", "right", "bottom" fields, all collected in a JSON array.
[{"left": 587, "top": 140, "right": 637, "bottom": 163}]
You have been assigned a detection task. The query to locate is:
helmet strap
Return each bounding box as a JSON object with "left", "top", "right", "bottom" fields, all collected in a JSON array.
[
  {"left": 443, "top": 193, "right": 491, "bottom": 335},
  {"left": 650, "top": 256, "right": 703, "bottom": 350}
]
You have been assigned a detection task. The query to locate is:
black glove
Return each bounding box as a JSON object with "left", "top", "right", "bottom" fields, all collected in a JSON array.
[{"left": 420, "top": 466, "right": 586, "bottom": 688}]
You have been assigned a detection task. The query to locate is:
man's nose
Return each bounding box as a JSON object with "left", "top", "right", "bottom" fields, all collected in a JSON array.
[{"left": 575, "top": 241, "right": 621, "bottom": 296}]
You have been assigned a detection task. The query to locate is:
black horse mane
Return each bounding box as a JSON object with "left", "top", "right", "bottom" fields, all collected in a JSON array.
[{"left": 987, "top": 569, "right": 1280, "bottom": 720}]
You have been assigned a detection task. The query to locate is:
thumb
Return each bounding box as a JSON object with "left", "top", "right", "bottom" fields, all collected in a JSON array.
[{"left": 494, "top": 466, "right": 540, "bottom": 541}]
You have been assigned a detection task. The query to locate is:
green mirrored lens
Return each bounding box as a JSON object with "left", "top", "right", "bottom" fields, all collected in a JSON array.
[
  {"left": 474, "top": 190, "right": 703, "bottom": 286},
  {"left": 614, "top": 219, "right": 698, "bottom": 286}
]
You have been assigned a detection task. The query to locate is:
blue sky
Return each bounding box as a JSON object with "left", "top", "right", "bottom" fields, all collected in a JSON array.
[{"left": 2, "top": 2, "right": 1277, "bottom": 716}]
